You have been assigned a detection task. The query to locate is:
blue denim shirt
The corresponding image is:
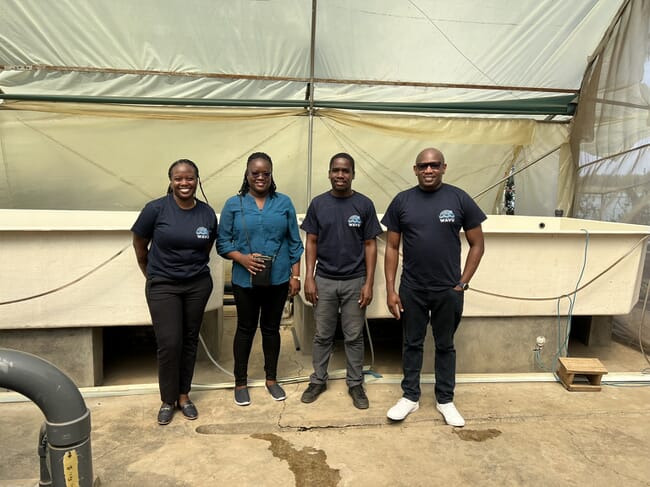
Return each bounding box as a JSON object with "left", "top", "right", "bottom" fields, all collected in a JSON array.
[{"left": 217, "top": 192, "right": 303, "bottom": 288}]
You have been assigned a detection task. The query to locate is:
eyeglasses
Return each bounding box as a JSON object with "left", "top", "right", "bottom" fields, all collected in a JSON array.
[
  {"left": 249, "top": 171, "right": 272, "bottom": 179},
  {"left": 415, "top": 162, "right": 443, "bottom": 171}
]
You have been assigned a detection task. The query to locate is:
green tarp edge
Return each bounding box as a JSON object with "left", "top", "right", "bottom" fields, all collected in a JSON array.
[{"left": 0, "top": 94, "right": 577, "bottom": 115}]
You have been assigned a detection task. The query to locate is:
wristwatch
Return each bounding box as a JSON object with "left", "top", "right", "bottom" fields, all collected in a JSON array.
[
  {"left": 458, "top": 282, "right": 469, "bottom": 291},
  {"left": 291, "top": 275, "right": 301, "bottom": 281}
]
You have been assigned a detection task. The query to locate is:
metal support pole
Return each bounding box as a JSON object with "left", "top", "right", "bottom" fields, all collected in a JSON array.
[{"left": 305, "top": 0, "right": 318, "bottom": 207}]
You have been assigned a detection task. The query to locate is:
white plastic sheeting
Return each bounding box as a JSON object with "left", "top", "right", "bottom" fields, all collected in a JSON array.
[
  {"left": 0, "top": 102, "right": 570, "bottom": 214},
  {"left": 572, "top": 0, "right": 650, "bottom": 226},
  {"left": 570, "top": 0, "right": 650, "bottom": 347},
  {"left": 0, "top": 0, "right": 622, "bottom": 102},
  {"left": 313, "top": 1, "right": 621, "bottom": 103},
  {"left": 0, "top": 0, "right": 312, "bottom": 100},
  {"left": 0, "top": 0, "right": 634, "bottom": 217}
]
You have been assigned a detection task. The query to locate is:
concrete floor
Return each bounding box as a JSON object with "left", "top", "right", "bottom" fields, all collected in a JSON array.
[{"left": 2, "top": 308, "right": 650, "bottom": 486}]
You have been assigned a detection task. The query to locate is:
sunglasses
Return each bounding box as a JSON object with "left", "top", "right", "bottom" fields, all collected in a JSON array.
[
  {"left": 249, "top": 171, "right": 272, "bottom": 179},
  {"left": 415, "top": 162, "right": 443, "bottom": 171}
]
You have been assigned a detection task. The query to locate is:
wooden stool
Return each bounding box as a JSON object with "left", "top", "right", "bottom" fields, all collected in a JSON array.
[{"left": 556, "top": 357, "right": 608, "bottom": 391}]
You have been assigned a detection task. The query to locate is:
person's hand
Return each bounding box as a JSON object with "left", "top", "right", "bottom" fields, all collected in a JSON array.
[
  {"left": 386, "top": 290, "right": 403, "bottom": 319},
  {"left": 241, "top": 253, "right": 267, "bottom": 275},
  {"left": 358, "top": 282, "right": 373, "bottom": 308},
  {"left": 288, "top": 276, "right": 301, "bottom": 297},
  {"left": 304, "top": 276, "right": 318, "bottom": 305}
]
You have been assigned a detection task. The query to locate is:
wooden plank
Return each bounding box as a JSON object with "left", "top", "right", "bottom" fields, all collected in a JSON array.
[
  {"left": 558, "top": 357, "right": 608, "bottom": 374},
  {"left": 565, "top": 382, "right": 602, "bottom": 392}
]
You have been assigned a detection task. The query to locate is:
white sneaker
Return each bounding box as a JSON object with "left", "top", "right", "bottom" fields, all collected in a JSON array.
[
  {"left": 436, "top": 402, "right": 465, "bottom": 427},
  {"left": 387, "top": 397, "right": 419, "bottom": 421}
]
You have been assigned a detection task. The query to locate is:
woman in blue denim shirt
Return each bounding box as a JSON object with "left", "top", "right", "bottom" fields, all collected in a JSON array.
[{"left": 217, "top": 152, "right": 303, "bottom": 406}]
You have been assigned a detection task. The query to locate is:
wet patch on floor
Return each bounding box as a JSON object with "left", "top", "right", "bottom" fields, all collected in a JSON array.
[
  {"left": 196, "top": 422, "right": 278, "bottom": 435},
  {"left": 453, "top": 428, "right": 502, "bottom": 442},
  {"left": 251, "top": 433, "right": 341, "bottom": 487}
]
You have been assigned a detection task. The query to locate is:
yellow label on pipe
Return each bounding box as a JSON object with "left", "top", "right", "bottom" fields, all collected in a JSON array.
[{"left": 63, "top": 450, "right": 80, "bottom": 487}]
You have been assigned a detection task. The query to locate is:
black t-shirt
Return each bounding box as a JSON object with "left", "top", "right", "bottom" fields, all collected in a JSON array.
[
  {"left": 381, "top": 184, "right": 486, "bottom": 291},
  {"left": 131, "top": 194, "right": 218, "bottom": 280},
  {"left": 301, "top": 191, "right": 382, "bottom": 280}
]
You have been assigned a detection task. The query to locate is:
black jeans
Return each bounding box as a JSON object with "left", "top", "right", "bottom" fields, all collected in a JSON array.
[
  {"left": 399, "top": 285, "right": 464, "bottom": 404},
  {"left": 232, "top": 283, "right": 289, "bottom": 387},
  {"left": 145, "top": 273, "right": 213, "bottom": 404}
]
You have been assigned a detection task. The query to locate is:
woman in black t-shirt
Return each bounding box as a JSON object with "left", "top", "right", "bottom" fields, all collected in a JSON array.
[{"left": 131, "top": 159, "right": 218, "bottom": 426}]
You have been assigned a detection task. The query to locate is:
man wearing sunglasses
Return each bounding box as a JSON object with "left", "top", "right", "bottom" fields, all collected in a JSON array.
[{"left": 381, "top": 147, "right": 486, "bottom": 426}]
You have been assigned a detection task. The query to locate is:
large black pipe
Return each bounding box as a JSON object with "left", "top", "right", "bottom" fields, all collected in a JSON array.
[{"left": 0, "top": 348, "right": 94, "bottom": 487}]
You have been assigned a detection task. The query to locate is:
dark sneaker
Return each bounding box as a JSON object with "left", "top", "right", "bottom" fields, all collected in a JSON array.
[
  {"left": 349, "top": 385, "right": 369, "bottom": 409},
  {"left": 266, "top": 383, "right": 286, "bottom": 401},
  {"left": 178, "top": 400, "right": 198, "bottom": 420},
  {"left": 234, "top": 387, "right": 251, "bottom": 406},
  {"left": 301, "top": 383, "right": 327, "bottom": 403},
  {"left": 157, "top": 403, "right": 175, "bottom": 425}
]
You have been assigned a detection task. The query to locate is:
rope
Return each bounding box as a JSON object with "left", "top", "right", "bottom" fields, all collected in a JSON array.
[
  {"left": 469, "top": 235, "right": 648, "bottom": 301},
  {"left": 0, "top": 243, "right": 132, "bottom": 306}
]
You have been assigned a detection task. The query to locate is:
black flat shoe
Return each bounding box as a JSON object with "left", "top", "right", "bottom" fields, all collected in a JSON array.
[
  {"left": 157, "top": 403, "right": 175, "bottom": 425},
  {"left": 178, "top": 400, "right": 198, "bottom": 420},
  {"left": 234, "top": 387, "right": 251, "bottom": 406},
  {"left": 266, "top": 383, "right": 286, "bottom": 401}
]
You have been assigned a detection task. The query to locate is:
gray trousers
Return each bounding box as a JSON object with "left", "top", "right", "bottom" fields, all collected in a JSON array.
[{"left": 310, "top": 275, "right": 366, "bottom": 387}]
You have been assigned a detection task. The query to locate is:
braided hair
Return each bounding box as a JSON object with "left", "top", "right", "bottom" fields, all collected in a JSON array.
[
  {"left": 167, "top": 158, "right": 209, "bottom": 203},
  {"left": 237, "top": 151, "right": 277, "bottom": 196}
]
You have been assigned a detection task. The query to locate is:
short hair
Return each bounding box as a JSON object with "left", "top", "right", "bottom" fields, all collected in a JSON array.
[
  {"left": 329, "top": 152, "right": 355, "bottom": 173},
  {"left": 416, "top": 148, "right": 445, "bottom": 164}
]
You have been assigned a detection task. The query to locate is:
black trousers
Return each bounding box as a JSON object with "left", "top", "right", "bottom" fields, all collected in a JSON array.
[
  {"left": 232, "top": 283, "right": 289, "bottom": 387},
  {"left": 145, "top": 273, "right": 213, "bottom": 404},
  {"left": 399, "top": 285, "right": 464, "bottom": 404}
]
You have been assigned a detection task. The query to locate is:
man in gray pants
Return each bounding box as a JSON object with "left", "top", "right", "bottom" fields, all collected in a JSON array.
[{"left": 300, "top": 153, "right": 382, "bottom": 409}]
